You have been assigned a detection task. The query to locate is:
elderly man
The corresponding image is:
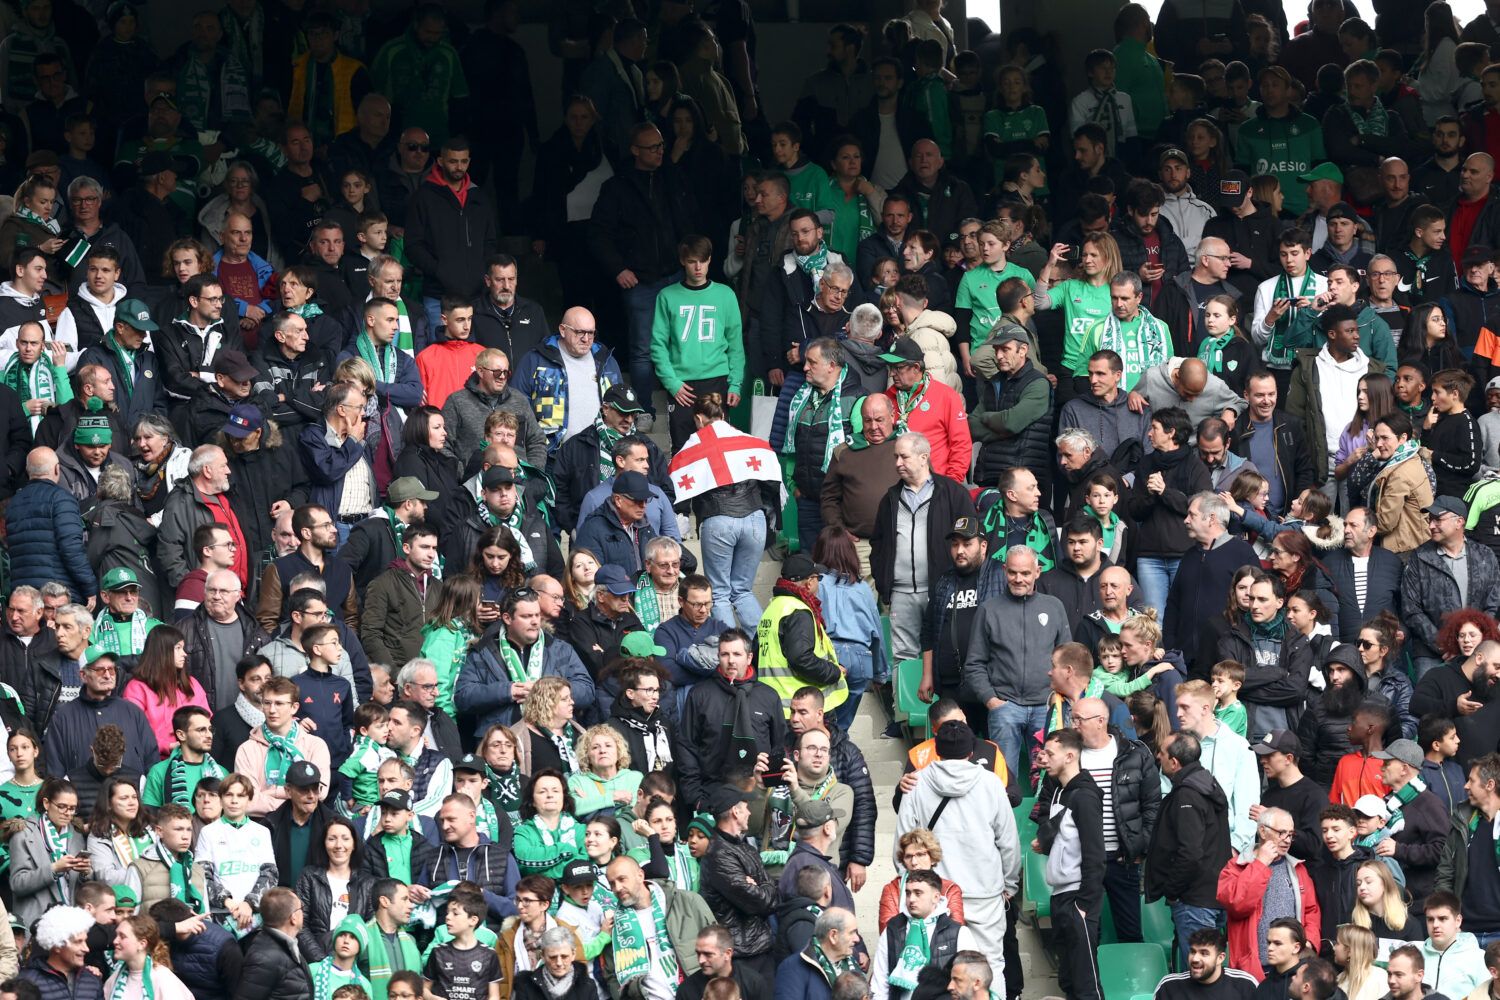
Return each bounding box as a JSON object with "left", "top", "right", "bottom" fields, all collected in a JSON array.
[
  {"left": 456, "top": 589, "right": 595, "bottom": 737},
  {"left": 893, "top": 139, "right": 978, "bottom": 248},
  {"left": 89, "top": 567, "right": 161, "bottom": 667},
  {"left": 1167, "top": 492, "right": 1260, "bottom": 669},
  {"left": 394, "top": 658, "right": 463, "bottom": 763},
  {"left": 215, "top": 212, "right": 275, "bottom": 331},
  {"left": 298, "top": 382, "right": 377, "bottom": 532},
  {"left": 970, "top": 324, "right": 1052, "bottom": 491},
  {"left": 513, "top": 306, "right": 624, "bottom": 454},
  {"left": 1134, "top": 357, "right": 1247, "bottom": 438},
  {"left": 872, "top": 432, "right": 976, "bottom": 662},
  {"left": 44, "top": 646, "right": 159, "bottom": 779},
  {"left": 1156, "top": 237, "right": 1242, "bottom": 355},
  {"left": 1445, "top": 153, "right": 1500, "bottom": 264},
  {"left": 554, "top": 385, "right": 670, "bottom": 531},
  {"left": 61, "top": 177, "right": 146, "bottom": 292},
  {"left": 782, "top": 337, "right": 863, "bottom": 543},
  {"left": 561, "top": 563, "right": 646, "bottom": 695},
  {"left": 1060, "top": 349, "right": 1155, "bottom": 472},
  {"left": 439, "top": 346, "right": 545, "bottom": 467},
  {"left": 575, "top": 470, "right": 661, "bottom": 576},
  {"left": 766, "top": 211, "right": 852, "bottom": 377},
  {"left": 963, "top": 547, "right": 1072, "bottom": 777},
  {"left": 775, "top": 908, "right": 861, "bottom": 1000},
  {"left": 183, "top": 561, "right": 273, "bottom": 702},
  {"left": 1055, "top": 428, "right": 1126, "bottom": 524},
  {"left": 1404, "top": 496, "right": 1500, "bottom": 676},
  {"left": 628, "top": 536, "right": 684, "bottom": 633},
  {"left": 822, "top": 394, "right": 899, "bottom": 561},
  {"left": 156, "top": 444, "right": 248, "bottom": 591},
  {"left": 1072, "top": 565, "right": 1139, "bottom": 658},
  {"left": 881, "top": 337, "right": 971, "bottom": 482},
  {"left": 0, "top": 584, "right": 57, "bottom": 722},
  {"left": 1215, "top": 807, "right": 1321, "bottom": 980}
]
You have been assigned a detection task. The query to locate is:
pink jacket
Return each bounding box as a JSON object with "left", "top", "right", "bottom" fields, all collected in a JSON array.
[
  {"left": 233, "top": 725, "right": 332, "bottom": 816},
  {"left": 122, "top": 677, "right": 213, "bottom": 755}
]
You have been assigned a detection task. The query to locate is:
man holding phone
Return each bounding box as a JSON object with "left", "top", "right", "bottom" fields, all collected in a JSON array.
[{"left": 1252, "top": 227, "right": 1327, "bottom": 395}]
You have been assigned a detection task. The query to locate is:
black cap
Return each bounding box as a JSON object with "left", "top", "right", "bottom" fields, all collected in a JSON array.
[
  {"left": 285, "top": 761, "right": 323, "bottom": 788},
  {"left": 379, "top": 788, "right": 412, "bottom": 812},
  {"left": 612, "top": 470, "right": 652, "bottom": 501},
  {"left": 947, "top": 516, "right": 980, "bottom": 540},
  {"left": 454, "top": 754, "right": 485, "bottom": 775},
  {"left": 603, "top": 385, "right": 646, "bottom": 414},
  {"left": 561, "top": 860, "right": 596, "bottom": 886},
  {"left": 934, "top": 720, "right": 975, "bottom": 760},
  {"left": 138, "top": 150, "right": 179, "bottom": 177},
  {"left": 1423, "top": 495, "right": 1469, "bottom": 520},
  {"left": 1252, "top": 730, "right": 1300, "bottom": 756},
  {"left": 1214, "top": 169, "right": 1251, "bottom": 208},
  {"left": 704, "top": 786, "right": 752, "bottom": 818},
  {"left": 781, "top": 553, "right": 828, "bottom": 581},
  {"left": 1324, "top": 202, "right": 1359, "bottom": 224},
  {"left": 878, "top": 337, "right": 925, "bottom": 367},
  {"left": 481, "top": 465, "right": 518, "bottom": 489},
  {"left": 212, "top": 349, "right": 259, "bottom": 382}
]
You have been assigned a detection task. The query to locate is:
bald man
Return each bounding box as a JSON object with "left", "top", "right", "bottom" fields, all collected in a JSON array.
[
  {"left": 217, "top": 211, "right": 276, "bottom": 326},
  {"left": 1133, "top": 357, "right": 1246, "bottom": 440},
  {"left": 512, "top": 305, "right": 624, "bottom": 455},
  {"left": 329, "top": 93, "right": 394, "bottom": 179},
  {"left": 9, "top": 446, "right": 97, "bottom": 604},
  {"left": 1156, "top": 237, "right": 1243, "bottom": 353},
  {"left": 822, "top": 393, "right": 901, "bottom": 546},
  {"left": 1448, "top": 152, "right": 1500, "bottom": 265},
  {"left": 893, "top": 139, "right": 978, "bottom": 257}
]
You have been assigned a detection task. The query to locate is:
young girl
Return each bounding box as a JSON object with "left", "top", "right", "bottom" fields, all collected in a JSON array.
[
  {"left": 195, "top": 773, "right": 277, "bottom": 933},
  {"left": 1126, "top": 691, "right": 1172, "bottom": 755},
  {"left": 869, "top": 256, "right": 900, "bottom": 298},
  {"left": 583, "top": 817, "right": 624, "bottom": 908},
  {"left": 1398, "top": 302, "right": 1464, "bottom": 374},
  {"left": 418, "top": 574, "right": 481, "bottom": 717},
  {"left": 983, "top": 65, "right": 1050, "bottom": 175},
  {"left": 0, "top": 728, "right": 42, "bottom": 875},
  {"left": 1091, "top": 634, "right": 1173, "bottom": 697},
  {"left": 1286, "top": 590, "right": 1336, "bottom": 669},
  {"left": 1185, "top": 119, "right": 1227, "bottom": 204},
  {"left": 1335, "top": 374, "right": 1398, "bottom": 511},
  {"left": 1197, "top": 294, "right": 1256, "bottom": 395},
  {"left": 1225, "top": 470, "right": 1272, "bottom": 555},
  {"left": 640, "top": 796, "right": 699, "bottom": 892},
  {"left": 105, "top": 915, "right": 196, "bottom": 1000}
]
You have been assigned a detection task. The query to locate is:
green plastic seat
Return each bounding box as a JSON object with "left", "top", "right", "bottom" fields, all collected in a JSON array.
[
  {"left": 1098, "top": 943, "right": 1168, "bottom": 1000},
  {"left": 1022, "top": 849, "right": 1051, "bottom": 922},
  {"left": 1141, "top": 898, "right": 1175, "bottom": 969},
  {"left": 893, "top": 658, "right": 933, "bottom": 737}
]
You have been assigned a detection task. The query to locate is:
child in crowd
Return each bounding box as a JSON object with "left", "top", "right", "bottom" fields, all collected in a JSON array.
[
  {"left": 769, "top": 120, "right": 829, "bottom": 212},
  {"left": 1158, "top": 73, "right": 1208, "bottom": 147},
  {"left": 1352, "top": 794, "right": 1408, "bottom": 887},
  {"left": 983, "top": 65, "right": 1050, "bottom": 173},
  {"left": 1070, "top": 49, "right": 1137, "bottom": 159},
  {"left": 1092, "top": 634, "right": 1172, "bottom": 698},
  {"left": 311, "top": 918, "right": 375, "bottom": 1000},
  {"left": 1083, "top": 472, "right": 1128, "bottom": 563},
  {"left": 554, "top": 860, "right": 611, "bottom": 962},
  {"left": 341, "top": 702, "right": 394, "bottom": 818},
  {"left": 1211, "top": 660, "right": 1248, "bottom": 738},
  {"left": 1419, "top": 714, "right": 1467, "bottom": 814},
  {"left": 196, "top": 773, "right": 278, "bottom": 934},
  {"left": 423, "top": 892, "right": 502, "bottom": 999},
  {"left": 1332, "top": 702, "right": 1394, "bottom": 806}
]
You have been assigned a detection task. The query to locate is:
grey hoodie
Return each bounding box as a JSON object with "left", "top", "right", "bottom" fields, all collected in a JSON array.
[
  {"left": 894, "top": 758, "right": 1022, "bottom": 901},
  {"left": 962, "top": 586, "right": 1072, "bottom": 705},
  {"left": 1058, "top": 389, "right": 1155, "bottom": 467}
]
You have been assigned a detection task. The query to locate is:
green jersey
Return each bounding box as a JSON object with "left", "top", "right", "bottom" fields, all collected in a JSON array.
[
  {"left": 1079, "top": 313, "right": 1171, "bottom": 391},
  {"left": 649, "top": 280, "right": 747, "bottom": 394},
  {"left": 982, "top": 105, "right": 1049, "bottom": 182},
  {"left": 1235, "top": 111, "right": 1325, "bottom": 216},
  {"left": 1112, "top": 38, "right": 1167, "bottom": 137},
  {"left": 1049, "top": 279, "right": 1114, "bottom": 375},
  {"left": 955, "top": 262, "right": 1035, "bottom": 351},
  {"left": 825, "top": 179, "right": 878, "bottom": 261},
  {"left": 786, "top": 161, "right": 831, "bottom": 213}
]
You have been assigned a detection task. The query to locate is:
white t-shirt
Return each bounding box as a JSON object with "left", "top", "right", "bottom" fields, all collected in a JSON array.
[
  {"left": 561, "top": 350, "right": 600, "bottom": 442},
  {"left": 873, "top": 113, "right": 907, "bottom": 190},
  {"left": 327, "top": 872, "right": 350, "bottom": 928},
  {"left": 629, "top": 899, "right": 677, "bottom": 1000}
]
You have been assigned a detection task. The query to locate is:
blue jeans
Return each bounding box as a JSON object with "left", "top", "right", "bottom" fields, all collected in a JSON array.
[
  {"left": 1413, "top": 655, "right": 1444, "bottom": 679},
  {"left": 1135, "top": 557, "right": 1181, "bottom": 628},
  {"left": 1171, "top": 902, "right": 1223, "bottom": 970},
  {"left": 622, "top": 272, "right": 681, "bottom": 413},
  {"left": 832, "top": 640, "right": 873, "bottom": 731},
  {"left": 1475, "top": 930, "right": 1500, "bottom": 948},
  {"left": 700, "top": 511, "right": 766, "bottom": 630},
  {"left": 421, "top": 295, "right": 443, "bottom": 333},
  {"left": 987, "top": 701, "right": 1050, "bottom": 781}
]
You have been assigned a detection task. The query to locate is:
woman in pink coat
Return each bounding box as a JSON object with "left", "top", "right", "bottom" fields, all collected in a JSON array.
[{"left": 122, "top": 626, "right": 212, "bottom": 754}]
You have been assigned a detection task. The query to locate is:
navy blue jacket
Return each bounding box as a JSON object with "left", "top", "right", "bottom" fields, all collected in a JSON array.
[
  {"left": 1322, "top": 546, "right": 1404, "bottom": 642},
  {"left": 655, "top": 612, "right": 732, "bottom": 719},
  {"left": 168, "top": 918, "right": 241, "bottom": 1000},
  {"left": 292, "top": 667, "right": 354, "bottom": 764},
  {"left": 334, "top": 340, "right": 423, "bottom": 410},
  {"left": 297, "top": 422, "right": 368, "bottom": 515},
  {"left": 6, "top": 477, "right": 97, "bottom": 599},
  {"left": 574, "top": 499, "right": 660, "bottom": 576},
  {"left": 21, "top": 954, "right": 103, "bottom": 1000},
  {"left": 454, "top": 629, "right": 597, "bottom": 737},
  {"left": 1164, "top": 535, "right": 1261, "bottom": 665}
]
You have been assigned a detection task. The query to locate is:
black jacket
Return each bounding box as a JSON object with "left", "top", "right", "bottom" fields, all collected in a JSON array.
[
  {"left": 588, "top": 165, "right": 698, "bottom": 283},
  {"left": 677, "top": 671, "right": 787, "bottom": 809},
  {"left": 0, "top": 625, "right": 57, "bottom": 726},
  {"left": 471, "top": 293, "right": 549, "bottom": 360},
  {"left": 1311, "top": 844, "right": 1378, "bottom": 946},
  {"left": 1203, "top": 205, "right": 1283, "bottom": 299},
  {"left": 1322, "top": 546, "right": 1403, "bottom": 643},
  {"left": 1112, "top": 215, "right": 1192, "bottom": 308},
  {"left": 550, "top": 428, "right": 673, "bottom": 532},
  {"left": 890, "top": 170, "right": 977, "bottom": 244},
  {"left": 393, "top": 444, "right": 467, "bottom": 536},
  {"left": 1230, "top": 408, "right": 1321, "bottom": 496},
  {"left": 1144, "top": 759, "right": 1232, "bottom": 907},
  {"left": 225, "top": 430, "right": 310, "bottom": 577},
  {"left": 1216, "top": 619, "right": 1315, "bottom": 735},
  {"left": 233, "top": 928, "right": 313, "bottom": 1000},
  {"left": 1127, "top": 446, "right": 1212, "bottom": 558},
  {"left": 1155, "top": 272, "right": 1243, "bottom": 355},
  {"left": 1036, "top": 769, "right": 1107, "bottom": 910},
  {"left": 700, "top": 827, "right": 779, "bottom": 958},
  {"left": 443, "top": 506, "right": 564, "bottom": 582},
  {"left": 1411, "top": 661, "right": 1480, "bottom": 722},
  {"left": 405, "top": 173, "right": 497, "bottom": 299},
  {"left": 1296, "top": 645, "right": 1370, "bottom": 786},
  {"left": 75, "top": 341, "right": 168, "bottom": 431},
  {"left": 1384, "top": 784, "right": 1453, "bottom": 906},
  {"left": 1037, "top": 730, "right": 1161, "bottom": 861},
  {"left": 294, "top": 864, "right": 373, "bottom": 961},
  {"left": 154, "top": 317, "right": 247, "bottom": 404},
  {"left": 252, "top": 339, "right": 333, "bottom": 429},
  {"left": 183, "top": 606, "right": 271, "bottom": 710},
  {"left": 1039, "top": 556, "right": 1126, "bottom": 631},
  {"left": 870, "top": 473, "right": 976, "bottom": 605},
  {"left": 849, "top": 100, "right": 932, "bottom": 177}
]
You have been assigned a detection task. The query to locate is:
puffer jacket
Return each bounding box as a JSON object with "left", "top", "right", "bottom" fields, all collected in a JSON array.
[
  {"left": 969, "top": 362, "right": 1052, "bottom": 489},
  {"left": 1143, "top": 760, "right": 1232, "bottom": 908},
  {"left": 6, "top": 477, "right": 96, "bottom": 599},
  {"left": 1216, "top": 619, "right": 1315, "bottom": 737},
  {"left": 1296, "top": 644, "right": 1369, "bottom": 786},
  {"left": 224, "top": 424, "right": 310, "bottom": 576},
  {"left": 454, "top": 629, "right": 597, "bottom": 737},
  {"left": 293, "top": 865, "right": 373, "bottom": 961},
  {"left": 234, "top": 927, "right": 313, "bottom": 1000},
  {"left": 167, "top": 918, "right": 239, "bottom": 1000},
  {"left": 1112, "top": 215, "right": 1191, "bottom": 306},
  {"left": 512, "top": 336, "right": 623, "bottom": 454},
  {"left": 902, "top": 309, "right": 961, "bottom": 391},
  {"left": 440, "top": 376, "right": 548, "bottom": 469},
  {"left": 699, "top": 826, "right": 779, "bottom": 958},
  {"left": 1037, "top": 730, "right": 1161, "bottom": 860},
  {"left": 1370, "top": 663, "right": 1418, "bottom": 742},
  {"left": 821, "top": 725, "right": 876, "bottom": 868},
  {"left": 1127, "top": 445, "right": 1212, "bottom": 558},
  {"left": 1402, "top": 540, "right": 1500, "bottom": 661},
  {"left": 20, "top": 954, "right": 103, "bottom": 1000}
]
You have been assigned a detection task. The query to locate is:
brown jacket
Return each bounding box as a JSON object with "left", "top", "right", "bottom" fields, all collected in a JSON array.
[
  {"left": 820, "top": 438, "right": 900, "bottom": 538},
  {"left": 1371, "top": 453, "right": 1434, "bottom": 554},
  {"left": 254, "top": 554, "right": 361, "bottom": 634}
]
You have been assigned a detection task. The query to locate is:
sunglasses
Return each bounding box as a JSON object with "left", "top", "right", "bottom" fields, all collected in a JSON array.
[{"left": 404, "top": 142, "right": 429, "bottom": 152}]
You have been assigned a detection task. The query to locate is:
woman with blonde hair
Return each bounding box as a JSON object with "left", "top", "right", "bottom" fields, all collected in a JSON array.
[
  {"left": 1334, "top": 924, "right": 1383, "bottom": 1000},
  {"left": 877, "top": 828, "right": 967, "bottom": 930},
  {"left": 1035, "top": 230, "right": 1122, "bottom": 391},
  {"left": 105, "top": 915, "right": 195, "bottom": 1000},
  {"left": 513, "top": 676, "right": 585, "bottom": 777},
  {"left": 1117, "top": 609, "right": 1189, "bottom": 721},
  {"left": 1351, "top": 860, "right": 1423, "bottom": 953},
  {"left": 566, "top": 724, "right": 641, "bottom": 821}
]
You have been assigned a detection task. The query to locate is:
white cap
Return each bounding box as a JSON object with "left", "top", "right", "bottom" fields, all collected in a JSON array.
[
  {"left": 1487, "top": 376, "right": 1500, "bottom": 394},
  {"left": 1352, "top": 794, "right": 1389, "bottom": 820}
]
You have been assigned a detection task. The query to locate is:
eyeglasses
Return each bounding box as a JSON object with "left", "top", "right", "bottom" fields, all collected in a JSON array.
[
  {"left": 404, "top": 143, "right": 429, "bottom": 152},
  {"left": 1266, "top": 827, "right": 1295, "bottom": 839},
  {"left": 84, "top": 662, "right": 117, "bottom": 674},
  {"left": 1368, "top": 270, "right": 1399, "bottom": 278},
  {"left": 412, "top": 682, "right": 440, "bottom": 692},
  {"left": 823, "top": 284, "right": 851, "bottom": 298},
  {"left": 515, "top": 896, "right": 546, "bottom": 906},
  {"left": 50, "top": 802, "right": 78, "bottom": 813},
  {"left": 563, "top": 325, "right": 597, "bottom": 338},
  {"left": 634, "top": 142, "right": 666, "bottom": 152}
]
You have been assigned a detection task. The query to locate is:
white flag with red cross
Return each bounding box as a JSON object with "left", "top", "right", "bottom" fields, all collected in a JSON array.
[{"left": 667, "top": 421, "right": 783, "bottom": 504}]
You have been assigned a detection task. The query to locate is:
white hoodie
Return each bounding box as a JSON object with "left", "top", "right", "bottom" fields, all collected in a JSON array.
[
  {"left": 1315, "top": 345, "right": 1369, "bottom": 463},
  {"left": 54, "top": 281, "right": 131, "bottom": 366}
]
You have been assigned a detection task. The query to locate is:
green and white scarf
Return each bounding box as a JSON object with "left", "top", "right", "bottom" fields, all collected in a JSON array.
[
  {"left": 1345, "top": 99, "right": 1390, "bottom": 137},
  {"left": 795, "top": 242, "right": 831, "bottom": 292},
  {"left": 487, "top": 765, "right": 522, "bottom": 826},
  {"left": 595, "top": 415, "right": 623, "bottom": 481},
  {"left": 1467, "top": 810, "right": 1500, "bottom": 866},
  {"left": 166, "top": 846, "right": 205, "bottom": 913},
  {"left": 105, "top": 333, "right": 137, "bottom": 400},
  {"left": 1381, "top": 438, "right": 1421, "bottom": 472},
  {"left": 1085, "top": 88, "right": 1126, "bottom": 156},
  {"left": 43, "top": 817, "right": 71, "bottom": 900},
  {"left": 361, "top": 918, "right": 419, "bottom": 999},
  {"left": 1197, "top": 329, "right": 1238, "bottom": 375},
  {"left": 1384, "top": 776, "right": 1427, "bottom": 834},
  {"left": 310, "top": 957, "right": 369, "bottom": 1000},
  {"left": 1, "top": 354, "right": 56, "bottom": 429},
  {"left": 612, "top": 882, "right": 681, "bottom": 986},
  {"left": 890, "top": 913, "right": 937, "bottom": 991},
  {"left": 769, "top": 770, "right": 836, "bottom": 825},
  {"left": 894, "top": 372, "right": 930, "bottom": 436},
  {"left": 356, "top": 332, "right": 397, "bottom": 384},
  {"left": 810, "top": 938, "right": 857, "bottom": 987},
  {"left": 290, "top": 301, "right": 323, "bottom": 320},
  {"left": 163, "top": 748, "right": 227, "bottom": 807},
  {"left": 499, "top": 633, "right": 545, "bottom": 684},
  {"left": 91, "top": 610, "right": 155, "bottom": 657},
  {"left": 782, "top": 367, "right": 851, "bottom": 474},
  {"left": 1266, "top": 270, "right": 1317, "bottom": 368},
  {"left": 534, "top": 814, "right": 584, "bottom": 850},
  {"left": 542, "top": 723, "right": 581, "bottom": 773},
  {"left": 1093, "top": 310, "right": 1171, "bottom": 376},
  {"left": 261, "top": 724, "right": 304, "bottom": 786},
  {"left": 393, "top": 299, "right": 414, "bottom": 356},
  {"left": 664, "top": 845, "right": 698, "bottom": 892},
  {"left": 110, "top": 959, "right": 155, "bottom": 1000},
  {"left": 634, "top": 574, "right": 669, "bottom": 631},
  {"left": 479, "top": 494, "right": 536, "bottom": 570},
  {"left": 15, "top": 205, "right": 60, "bottom": 236}
]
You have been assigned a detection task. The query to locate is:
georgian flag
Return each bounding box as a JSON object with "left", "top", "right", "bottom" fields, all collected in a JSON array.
[{"left": 668, "top": 421, "right": 782, "bottom": 504}]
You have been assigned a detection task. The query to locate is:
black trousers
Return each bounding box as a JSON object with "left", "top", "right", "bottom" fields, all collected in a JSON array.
[
  {"left": 1052, "top": 890, "right": 1103, "bottom": 1000},
  {"left": 667, "top": 376, "right": 731, "bottom": 452}
]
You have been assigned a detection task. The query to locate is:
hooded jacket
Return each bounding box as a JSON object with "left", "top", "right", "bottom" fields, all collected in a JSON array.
[
  {"left": 512, "top": 336, "right": 623, "bottom": 454},
  {"left": 1059, "top": 390, "right": 1155, "bottom": 473},
  {"left": 676, "top": 668, "right": 787, "bottom": 809},
  {"left": 1288, "top": 347, "right": 1387, "bottom": 478},
  {"left": 404, "top": 166, "right": 496, "bottom": 299},
  {"left": 1297, "top": 644, "right": 1369, "bottom": 786},
  {"left": 1283, "top": 302, "right": 1398, "bottom": 370},
  {"left": 901, "top": 309, "right": 962, "bottom": 391},
  {"left": 894, "top": 759, "right": 1022, "bottom": 902},
  {"left": 1216, "top": 617, "right": 1315, "bottom": 737},
  {"left": 1144, "top": 759, "right": 1232, "bottom": 907},
  {"left": 1127, "top": 444, "right": 1212, "bottom": 558},
  {"left": 0, "top": 281, "right": 47, "bottom": 343},
  {"left": 962, "top": 585, "right": 1072, "bottom": 706}
]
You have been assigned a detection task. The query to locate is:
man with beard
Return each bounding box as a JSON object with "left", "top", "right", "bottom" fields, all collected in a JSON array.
[
  {"left": 1151, "top": 928, "right": 1256, "bottom": 1000},
  {"left": 1414, "top": 637, "right": 1500, "bottom": 721},
  {"left": 472, "top": 255, "right": 548, "bottom": 361},
  {"left": 1455, "top": 644, "right": 1500, "bottom": 768},
  {"left": 1298, "top": 645, "right": 1369, "bottom": 786}
]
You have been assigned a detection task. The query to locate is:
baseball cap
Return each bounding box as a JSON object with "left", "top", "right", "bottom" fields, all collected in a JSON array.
[
  {"left": 454, "top": 754, "right": 485, "bottom": 775},
  {"left": 1298, "top": 162, "right": 1345, "bottom": 186},
  {"left": 620, "top": 631, "right": 667, "bottom": 658},
  {"left": 481, "top": 465, "right": 518, "bottom": 489},
  {"left": 1373, "top": 739, "right": 1424, "bottom": 769},
  {"left": 211, "top": 349, "right": 259, "bottom": 383},
  {"left": 1423, "top": 496, "right": 1469, "bottom": 520},
  {"left": 1158, "top": 147, "right": 1189, "bottom": 169},
  {"left": 222, "top": 403, "right": 264, "bottom": 439},
  {"left": 379, "top": 788, "right": 412, "bottom": 812},
  {"left": 781, "top": 553, "right": 828, "bottom": 581},
  {"left": 793, "top": 799, "right": 848, "bottom": 830},
  {"left": 1252, "top": 730, "right": 1299, "bottom": 756},
  {"left": 561, "top": 860, "right": 596, "bottom": 886},
  {"left": 1214, "top": 170, "right": 1251, "bottom": 209},
  {"left": 138, "top": 150, "right": 178, "bottom": 177},
  {"left": 704, "top": 786, "right": 753, "bottom": 818},
  {"left": 603, "top": 385, "right": 646, "bottom": 414},
  {"left": 1352, "top": 794, "right": 1390, "bottom": 820},
  {"left": 100, "top": 567, "right": 139, "bottom": 592},
  {"left": 112, "top": 885, "right": 138, "bottom": 907},
  {"left": 989, "top": 325, "right": 1029, "bottom": 347},
  {"left": 114, "top": 297, "right": 158, "bottom": 332},
  {"left": 947, "top": 516, "right": 980, "bottom": 540},
  {"left": 878, "top": 337, "right": 925, "bottom": 367},
  {"left": 387, "top": 476, "right": 439, "bottom": 504},
  {"left": 84, "top": 645, "right": 117, "bottom": 667},
  {"left": 285, "top": 761, "right": 324, "bottom": 788},
  {"left": 612, "top": 470, "right": 651, "bottom": 501},
  {"left": 1487, "top": 376, "right": 1500, "bottom": 394},
  {"left": 594, "top": 564, "right": 638, "bottom": 596}
]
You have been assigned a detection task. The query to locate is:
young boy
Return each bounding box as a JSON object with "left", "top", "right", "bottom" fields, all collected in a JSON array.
[
  {"left": 1237, "top": 66, "right": 1326, "bottom": 217},
  {"left": 1213, "top": 62, "right": 1259, "bottom": 149},
  {"left": 1211, "top": 660, "right": 1248, "bottom": 738},
  {"left": 357, "top": 212, "right": 389, "bottom": 261},
  {"left": 1420, "top": 714, "right": 1467, "bottom": 814},
  {"left": 423, "top": 893, "right": 502, "bottom": 1000},
  {"left": 1395, "top": 205, "right": 1456, "bottom": 304},
  {"left": 1352, "top": 794, "right": 1409, "bottom": 887},
  {"left": 452, "top": 755, "right": 500, "bottom": 843},
  {"left": 1083, "top": 472, "right": 1127, "bottom": 563},
  {"left": 1157, "top": 73, "right": 1208, "bottom": 147},
  {"left": 1091, "top": 635, "right": 1171, "bottom": 697},
  {"left": 954, "top": 220, "right": 1036, "bottom": 369},
  {"left": 340, "top": 702, "right": 395, "bottom": 818},
  {"left": 1069, "top": 49, "right": 1137, "bottom": 160},
  {"left": 1253, "top": 227, "right": 1328, "bottom": 378},
  {"left": 908, "top": 39, "right": 954, "bottom": 158},
  {"left": 1331, "top": 702, "right": 1393, "bottom": 806},
  {"left": 195, "top": 772, "right": 277, "bottom": 934},
  {"left": 553, "top": 860, "right": 610, "bottom": 962},
  {"left": 648, "top": 235, "right": 746, "bottom": 451},
  {"left": 294, "top": 623, "right": 356, "bottom": 784},
  {"left": 1395, "top": 362, "right": 1432, "bottom": 431},
  {"left": 770, "top": 120, "right": 830, "bottom": 212},
  {"left": 113, "top": 885, "right": 138, "bottom": 921},
  {"left": 1317, "top": 804, "right": 1367, "bottom": 928},
  {"left": 312, "top": 917, "right": 376, "bottom": 1000},
  {"left": 1425, "top": 368, "right": 1480, "bottom": 497},
  {"left": 59, "top": 113, "right": 109, "bottom": 196},
  {"left": 368, "top": 789, "right": 435, "bottom": 886}
]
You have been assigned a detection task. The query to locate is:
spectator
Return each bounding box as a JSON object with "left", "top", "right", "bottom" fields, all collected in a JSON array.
[
  {"left": 1146, "top": 731, "right": 1234, "bottom": 966},
  {"left": 1129, "top": 407, "right": 1212, "bottom": 623},
  {"left": 1231, "top": 372, "right": 1320, "bottom": 520},
  {"left": 1166, "top": 492, "right": 1259, "bottom": 667},
  {"left": 1403, "top": 496, "right": 1500, "bottom": 676},
  {"left": 6, "top": 447, "right": 96, "bottom": 602},
  {"left": 881, "top": 338, "right": 970, "bottom": 480},
  {"left": 1176, "top": 679, "right": 1260, "bottom": 854},
  {"left": 676, "top": 629, "right": 783, "bottom": 810},
  {"left": 513, "top": 307, "right": 623, "bottom": 456},
  {"left": 1368, "top": 413, "right": 1436, "bottom": 554},
  {"left": 42, "top": 647, "right": 157, "bottom": 780},
  {"left": 1371, "top": 738, "right": 1452, "bottom": 907},
  {"left": 236, "top": 887, "right": 315, "bottom": 1000},
  {"left": 370, "top": 5, "right": 468, "bottom": 148},
  {"left": 969, "top": 326, "right": 1054, "bottom": 493},
  {"left": 404, "top": 136, "right": 494, "bottom": 332},
  {"left": 698, "top": 786, "right": 780, "bottom": 984},
  {"left": 1217, "top": 808, "right": 1321, "bottom": 980}
]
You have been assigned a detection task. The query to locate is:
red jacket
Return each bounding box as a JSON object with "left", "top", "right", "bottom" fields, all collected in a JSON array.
[
  {"left": 416, "top": 340, "right": 485, "bottom": 410},
  {"left": 1217, "top": 852, "right": 1321, "bottom": 981},
  {"left": 885, "top": 378, "right": 973, "bottom": 482}
]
